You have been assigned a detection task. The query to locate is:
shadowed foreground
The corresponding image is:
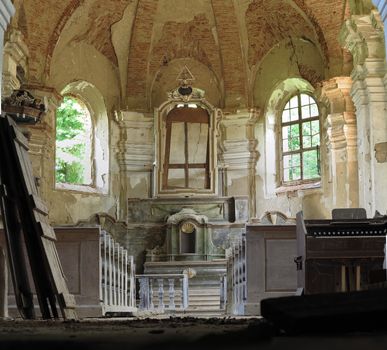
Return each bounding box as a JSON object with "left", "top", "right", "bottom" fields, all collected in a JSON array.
[{"left": 0, "top": 317, "right": 386, "bottom": 350}]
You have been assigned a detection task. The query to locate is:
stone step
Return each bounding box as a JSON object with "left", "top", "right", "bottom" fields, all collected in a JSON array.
[
  {"left": 189, "top": 289, "right": 220, "bottom": 296},
  {"left": 189, "top": 296, "right": 220, "bottom": 301},
  {"left": 188, "top": 300, "right": 220, "bottom": 306}
]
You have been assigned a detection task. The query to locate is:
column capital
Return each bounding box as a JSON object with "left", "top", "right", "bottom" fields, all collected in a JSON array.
[
  {"left": 325, "top": 113, "right": 347, "bottom": 150},
  {"left": 319, "top": 77, "right": 354, "bottom": 115},
  {"left": 3, "top": 28, "right": 29, "bottom": 64},
  {"left": 220, "top": 108, "right": 261, "bottom": 129},
  {"left": 340, "top": 11, "right": 385, "bottom": 68},
  {"left": 22, "top": 84, "right": 62, "bottom": 109}
]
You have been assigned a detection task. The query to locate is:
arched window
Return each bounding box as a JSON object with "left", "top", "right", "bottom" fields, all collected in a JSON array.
[
  {"left": 281, "top": 93, "right": 320, "bottom": 183},
  {"left": 55, "top": 96, "right": 92, "bottom": 185}
]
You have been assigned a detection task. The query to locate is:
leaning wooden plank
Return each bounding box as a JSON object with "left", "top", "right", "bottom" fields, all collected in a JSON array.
[
  {"left": 2, "top": 116, "right": 78, "bottom": 320},
  {"left": 0, "top": 119, "right": 36, "bottom": 319},
  {"left": 1, "top": 117, "right": 56, "bottom": 318},
  {"left": 30, "top": 195, "right": 49, "bottom": 216},
  {"left": 13, "top": 139, "right": 34, "bottom": 195},
  {"left": 36, "top": 221, "right": 57, "bottom": 241}
]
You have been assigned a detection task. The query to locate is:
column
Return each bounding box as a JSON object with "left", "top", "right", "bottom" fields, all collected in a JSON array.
[
  {"left": 340, "top": 10, "right": 387, "bottom": 215},
  {"left": 320, "top": 77, "right": 359, "bottom": 209},
  {"left": 219, "top": 109, "right": 260, "bottom": 218}
]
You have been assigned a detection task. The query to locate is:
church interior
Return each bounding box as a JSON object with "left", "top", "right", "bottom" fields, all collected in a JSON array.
[{"left": 1, "top": 0, "right": 387, "bottom": 348}]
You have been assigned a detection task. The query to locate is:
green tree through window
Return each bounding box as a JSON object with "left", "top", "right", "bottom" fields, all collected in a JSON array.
[
  {"left": 281, "top": 93, "right": 320, "bottom": 183},
  {"left": 55, "top": 97, "right": 92, "bottom": 185}
]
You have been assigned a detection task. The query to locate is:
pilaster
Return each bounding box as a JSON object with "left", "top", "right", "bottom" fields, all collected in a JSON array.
[
  {"left": 116, "top": 111, "right": 154, "bottom": 219},
  {"left": 340, "top": 11, "right": 387, "bottom": 215},
  {"left": 219, "top": 108, "right": 260, "bottom": 218},
  {"left": 0, "top": 0, "right": 14, "bottom": 108},
  {"left": 320, "top": 77, "right": 359, "bottom": 209},
  {"left": 21, "top": 85, "right": 62, "bottom": 203},
  {"left": 2, "top": 28, "right": 28, "bottom": 97}
]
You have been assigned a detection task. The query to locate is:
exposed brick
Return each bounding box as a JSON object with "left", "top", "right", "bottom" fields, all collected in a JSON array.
[
  {"left": 211, "top": 0, "right": 248, "bottom": 108},
  {"left": 20, "top": 0, "right": 350, "bottom": 102},
  {"left": 126, "top": 0, "right": 159, "bottom": 101},
  {"left": 23, "top": 1, "right": 76, "bottom": 83},
  {"left": 246, "top": 0, "right": 317, "bottom": 67},
  {"left": 148, "top": 13, "right": 222, "bottom": 98}
]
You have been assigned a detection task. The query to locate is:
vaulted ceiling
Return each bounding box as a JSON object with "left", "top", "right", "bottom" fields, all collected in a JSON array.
[{"left": 11, "top": 0, "right": 356, "bottom": 111}]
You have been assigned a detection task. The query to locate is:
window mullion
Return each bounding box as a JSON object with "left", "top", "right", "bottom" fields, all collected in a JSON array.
[
  {"left": 163, "top": 120, "right": 173, "bottom": 188},
  {"left": 184, "top": 122, "right": 189, "bottom": 188},
  {"left": 298, "top": 94, "right": 304, "bottom": 181}
]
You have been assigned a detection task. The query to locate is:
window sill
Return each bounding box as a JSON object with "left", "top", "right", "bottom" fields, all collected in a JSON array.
[
  {"left": 275, "top": 180, "right": 321, "bottom": 195},
  {"left": 55, "top": 182, "right": 108, "bottom": 195}
]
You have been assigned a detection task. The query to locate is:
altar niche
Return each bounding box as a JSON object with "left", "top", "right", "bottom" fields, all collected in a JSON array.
[
  {"left": 179, "top": 221, "right": 196, "bottom": 254},
  {"left": 165, "top": 208, "right": 218, "bottom": 262}
]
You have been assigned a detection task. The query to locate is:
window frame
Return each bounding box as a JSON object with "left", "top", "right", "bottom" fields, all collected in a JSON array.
[
  {"left": 162, "top": 105, "right": 210, "bottom": 190},
  {"left": 279, "top": 92, "right": 321, "bottom": 185},
  {"left": 154, "top": 98, "right": 218, "bottom": 197},
  {"left": 55, "top": 95, "right": 95, "bottom": 190}
]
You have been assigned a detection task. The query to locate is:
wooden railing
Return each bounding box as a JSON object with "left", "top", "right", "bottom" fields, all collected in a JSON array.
[
  {"left": 136, "top": 274, "right": 189, "bottom": 312},
  {"left": 227, "top": 234, "right": 247, "bottom": 315},
  {"left": 100, "top": 231, "right": 136, "bottom": 314}
]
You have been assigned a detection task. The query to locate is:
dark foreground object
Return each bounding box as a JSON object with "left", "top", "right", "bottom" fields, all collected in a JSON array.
[{"left": 261, "top": 287, "right": 387, "bottom": 334}]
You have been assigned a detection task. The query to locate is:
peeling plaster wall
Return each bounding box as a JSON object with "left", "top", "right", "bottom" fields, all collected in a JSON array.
[
  {"left": 9, "top": 1, "right": 387, "bottom": 229},
  {"left": 43, "top": 19, "right": 122, "bottom": 225}
]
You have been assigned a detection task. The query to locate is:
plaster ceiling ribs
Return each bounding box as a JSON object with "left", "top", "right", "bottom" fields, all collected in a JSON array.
[
  {"left": 23, "top": 1, "right": 73, "bottom": 83},
  {"left": 302, "top": 0, "right": 349, "bottom": 65},
  {"left": 72, "top": 1, "right": 131, "bottom": 66},
  {"left": 44, "top": 0, "right": 131, "bottom": 81},
  {"left": 44, "top": 0, "right": 82, "bottom": 80},
  {"left": 211, "top": 0, "right": 248, "bottom": 110},
  {"left": 126, "top": 0, "right": 159, "bottom": 110}
]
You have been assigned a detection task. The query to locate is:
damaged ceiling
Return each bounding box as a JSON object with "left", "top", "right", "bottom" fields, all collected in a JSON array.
[{"left": 11, "top": 0, "right": 359, "bottom": 111}]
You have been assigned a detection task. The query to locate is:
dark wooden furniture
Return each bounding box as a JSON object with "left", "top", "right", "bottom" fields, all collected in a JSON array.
[
  {"left": 296, "top": 211, "right": 386, "bottom": 295},
  {"left": 0, "top": 115, "right": 77, "bottom": 319}
]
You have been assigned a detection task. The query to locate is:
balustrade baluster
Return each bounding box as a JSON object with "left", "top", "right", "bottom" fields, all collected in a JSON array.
[
  {"left": 124, "top": 250, "right": 128, "bottom": 307},
  {"left": 149, "top": 278, "right": 154, "bottom": 309},
  {"left": 158, "top": 279, "right": 164, "bottom": 311},
  {"left": 168, "top": 279, "right": 175, "bottom": 310},
  {"left": 108, "top": 235, "right": 113, "bottom": 306}
]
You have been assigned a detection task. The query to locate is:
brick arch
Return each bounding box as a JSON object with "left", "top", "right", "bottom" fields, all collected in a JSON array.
[
  {"left": 292, "top": 0, "right": 330, "bottom": 63},
  {"left": 43, "top": 0, "right": 83, "bottom": 79},
  {"left": 246, "top": 0, "right": 329, "bottom": 69}
]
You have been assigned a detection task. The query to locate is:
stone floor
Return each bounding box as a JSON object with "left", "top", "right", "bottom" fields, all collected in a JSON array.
[{"left": 0, "top": 316, "right": 387, "bottom": 350}]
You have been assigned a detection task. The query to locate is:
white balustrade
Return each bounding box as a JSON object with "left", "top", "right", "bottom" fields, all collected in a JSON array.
[
  {"left": 227, "top": 233, "right": 247, "bottom": 315},
  {"left": 136, "top": 274, "right": 189, "bottom": 312},
  {"left": 100, "top": 231, "right": 136, "bottom": 314}
]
